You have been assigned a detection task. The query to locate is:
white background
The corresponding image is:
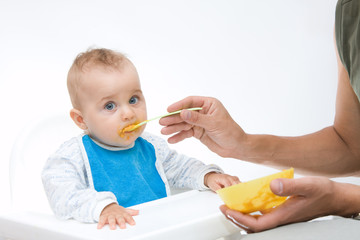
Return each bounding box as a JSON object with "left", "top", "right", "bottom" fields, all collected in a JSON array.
[{"left": 0, "top": 0, "right": 341, "bottom": 210}]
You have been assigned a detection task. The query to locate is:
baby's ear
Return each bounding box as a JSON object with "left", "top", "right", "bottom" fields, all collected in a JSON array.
[{"left": 70, "top": 109, "right": 87, "bottom": 130}]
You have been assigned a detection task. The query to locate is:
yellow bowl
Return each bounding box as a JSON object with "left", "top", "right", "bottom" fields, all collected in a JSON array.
[{"left": 216, "top": 168, "right": 294, "bottom": 213}]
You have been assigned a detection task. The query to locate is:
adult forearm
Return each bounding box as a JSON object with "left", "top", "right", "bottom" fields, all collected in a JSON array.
[{"left": 234, "top": 126, "right": 360, "bottom": 177}]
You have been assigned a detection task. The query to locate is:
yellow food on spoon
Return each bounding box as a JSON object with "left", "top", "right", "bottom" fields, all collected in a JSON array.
[{"left": 216, "top": 168, "right": 294, "bottom": 214}]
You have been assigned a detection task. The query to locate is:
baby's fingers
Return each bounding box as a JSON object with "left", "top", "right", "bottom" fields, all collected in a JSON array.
[
  {"left": 108, "top": 215, "right": 117, "bottom": 230},
  {"left": 221, "top": 176, "right": 241, "bottom": 188},
  {"left": 220, "top": 179, "right": 234, "bottom": 188},
  {"left": 116, "top": 216, "right": 127, "bottom": 229},
  {"left": 124, "top": 213, "right": 136, "bottom": 226},
  {"left": 123, "top": 209, "right": 139, "bottom": 226},
  {"left": 230, "top": 176, "right": 241, "bottom": 185},
  {"left": 126, "top": 208, "right": 140, "bottom": 216},
  {"left": 97, "top": 217, "right": 107, "bottom": 229}
]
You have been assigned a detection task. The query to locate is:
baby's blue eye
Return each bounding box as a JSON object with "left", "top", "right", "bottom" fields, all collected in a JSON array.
[
  {"left": 105, "top": 102, "right": 116, "bottom": 111},
  {"left": 129, "top": 96, "right": 139, "bottom": 105}
]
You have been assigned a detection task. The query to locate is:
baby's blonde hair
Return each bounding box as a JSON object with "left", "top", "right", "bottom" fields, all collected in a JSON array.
[{"left": 67, "top": 48, "right": 130, "bottom": 108}]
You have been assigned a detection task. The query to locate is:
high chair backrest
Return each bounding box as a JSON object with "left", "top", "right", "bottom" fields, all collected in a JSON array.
[{"left": 10, "top": 114, "right": 81, "bottom": 213}]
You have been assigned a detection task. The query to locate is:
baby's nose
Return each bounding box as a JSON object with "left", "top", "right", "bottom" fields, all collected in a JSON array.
[{"left": 120, "top": 107, "right": 136, "bottom": 121}]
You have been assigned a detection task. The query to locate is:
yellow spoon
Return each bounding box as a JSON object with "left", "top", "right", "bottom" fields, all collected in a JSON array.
[{"left": 122, "top": 107, "right": 202, "bottom": 133}]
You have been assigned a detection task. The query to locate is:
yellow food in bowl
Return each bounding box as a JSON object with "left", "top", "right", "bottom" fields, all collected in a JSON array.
[{"left": 216, "top": 168, "right": 294, "bottom": 213}]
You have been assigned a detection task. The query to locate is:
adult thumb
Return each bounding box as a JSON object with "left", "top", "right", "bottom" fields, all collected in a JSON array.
[
  {"left": 180, "top": 109, "right": 210, "bottom": 128},
  {"left": 270, "top": 178, "right": 299, "bottom": 197}
]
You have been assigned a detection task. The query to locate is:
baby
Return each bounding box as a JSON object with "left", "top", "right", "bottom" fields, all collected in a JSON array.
[{"left": 42, "top": 48, "right": 240, "bottom": 230}]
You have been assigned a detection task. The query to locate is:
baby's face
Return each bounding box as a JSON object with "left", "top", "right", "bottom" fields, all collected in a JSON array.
[{"left": 77, "top": 64, "right": 147, "bottom": 147}]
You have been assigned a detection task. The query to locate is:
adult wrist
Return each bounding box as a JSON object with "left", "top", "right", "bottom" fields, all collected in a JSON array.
[{"left": 226, "top": 130, "right": 249, "bottom": 160}]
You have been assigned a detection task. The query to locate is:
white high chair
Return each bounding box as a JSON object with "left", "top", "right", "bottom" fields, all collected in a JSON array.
[{"left": 0, "top": 114, "right": 240, "bottom": 240}]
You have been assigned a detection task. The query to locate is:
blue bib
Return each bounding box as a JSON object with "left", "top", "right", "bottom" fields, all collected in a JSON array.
[{"left": 82, "top": 135, "right": 167, "bottom": 207}]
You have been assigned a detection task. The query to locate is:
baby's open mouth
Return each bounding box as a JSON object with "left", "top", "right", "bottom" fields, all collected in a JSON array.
[
  {"left": 118, "top": 123, "right": 140, "bottom": 138},
  {"left": 122, "top": 124, "right": 137, "bottom": 133}
]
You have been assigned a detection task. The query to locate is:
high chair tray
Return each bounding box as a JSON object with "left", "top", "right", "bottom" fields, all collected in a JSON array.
[{"left": 0, "top": 190, "right": 239, "bottom": 240}]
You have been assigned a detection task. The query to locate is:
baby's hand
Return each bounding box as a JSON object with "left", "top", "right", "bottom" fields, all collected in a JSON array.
[
  {"left": 204, "top": 172, "right": 240, "bottom": 191},
  {"left": 97, "top": 203, "right": 139, "bottom": 230}
]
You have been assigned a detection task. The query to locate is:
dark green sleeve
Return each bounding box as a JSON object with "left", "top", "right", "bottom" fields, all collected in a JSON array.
[{"left": 335, "top": 0, "right": 360, "bottom": 101}]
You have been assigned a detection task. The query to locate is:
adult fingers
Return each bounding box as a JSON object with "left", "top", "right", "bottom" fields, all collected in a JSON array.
[
  {"left": 159, "top": 114, "right": 183, "bottom": 127},
  {"left": 167, "top": 129, "right": 196, "bottom": 144},
  {"left": 160, "top": 122, "right": 193, "bottom": 135},
  {"left": 219, "top": 205, "right": 252, "bottom": 232},
  {"left": 220, "top": 204, "right": 288, "bottom": 233}
]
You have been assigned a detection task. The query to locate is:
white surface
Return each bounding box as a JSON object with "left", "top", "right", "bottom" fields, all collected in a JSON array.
[{"left": 0, "top": 190, "right": 240, "bottom": 240}]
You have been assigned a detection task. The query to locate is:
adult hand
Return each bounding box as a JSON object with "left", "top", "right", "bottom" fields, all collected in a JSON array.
[
  {"left": 160, "top": 96, "right": 246, "bottom": 158},
  {"left": 220, "top": 177, "right": 355, "bottom": 233}
]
